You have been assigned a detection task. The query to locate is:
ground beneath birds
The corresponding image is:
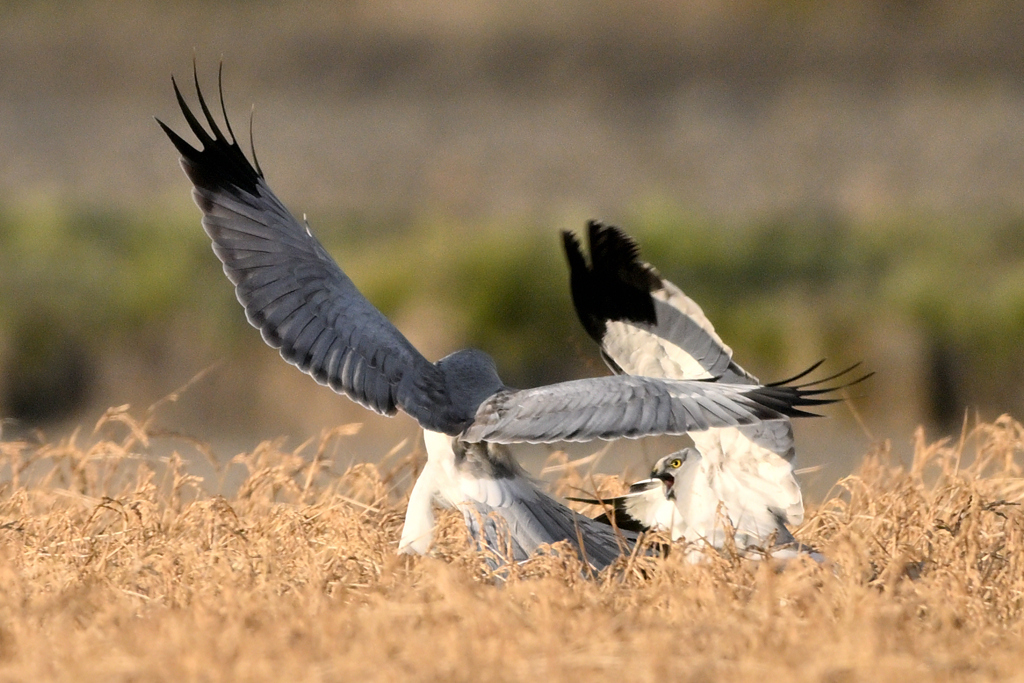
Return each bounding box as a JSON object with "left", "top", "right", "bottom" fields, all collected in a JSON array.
[{"left": 0, "top": 407, "right": 1022, "bottom": 682}]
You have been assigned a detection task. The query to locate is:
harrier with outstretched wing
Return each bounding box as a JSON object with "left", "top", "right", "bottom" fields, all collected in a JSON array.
[{"left": 160, "top": 68, "right": 853, "bottom": 566}]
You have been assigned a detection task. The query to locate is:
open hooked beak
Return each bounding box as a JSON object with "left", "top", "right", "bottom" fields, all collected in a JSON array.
[{"left": 654, "top": 472, "right": 675, "bottom": 498}]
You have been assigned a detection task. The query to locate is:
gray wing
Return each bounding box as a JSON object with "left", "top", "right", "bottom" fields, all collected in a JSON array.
[
  {"left": 601, "top": 297, "right": 755, "bottom": 383},
  {"left": 564, "top": 222, "right": 808, "bottom": 524},
  {"left": 464, "top": 375, "right": 833, "bottom": 444},
  {"left": 735, "top": 420, "right": 797, "bottom": 461},
  {"left": 157, "top": 68, "right": 466, "bottom": 433}
]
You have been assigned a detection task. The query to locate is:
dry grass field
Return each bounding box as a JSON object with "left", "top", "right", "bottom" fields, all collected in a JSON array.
[{"left": 1, "top": 401, "right": 1023, "bottom": 682}]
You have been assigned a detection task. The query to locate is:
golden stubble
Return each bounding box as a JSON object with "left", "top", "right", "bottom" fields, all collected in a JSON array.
[{"left": 0, "top": 409, "right": 1022, "bottom": 682}]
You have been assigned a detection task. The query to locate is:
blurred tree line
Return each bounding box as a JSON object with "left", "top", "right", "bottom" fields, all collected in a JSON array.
[
  {"left": 1, "top": 205, "right": 1022, "bottom": 439},
  {"left": 1, "top": 0, "right": 1024, "bottom": 445}
]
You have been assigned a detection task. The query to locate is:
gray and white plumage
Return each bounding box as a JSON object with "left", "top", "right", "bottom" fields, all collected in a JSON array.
[
  {"left": 158, "top": 69, "right": 842, "bottom": 448},
  {"left": 571, "top": 449, "right": 714, "bottom": 542},
  {"left": 570, "top": 449, "right": 823, "bottom": 562},
  {"left": 158, "top": 71, "right": 839, "bottom": 568},
  {"left": 400, "top": 430, "right": 634, "bottom": 569},
  {"left": 563, "top": 222, "right": 866, "bottom": 557}
]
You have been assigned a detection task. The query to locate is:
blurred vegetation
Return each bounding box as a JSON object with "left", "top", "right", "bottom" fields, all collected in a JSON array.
[
  {"left": 1, "top": 203, "right": 1023, "bottom": 433},
  {"left": 0, "top": 205, "right": 231, "bottom": 422},
  {"left": 4, "top": 0, "right": 1024, "bottom": 441}
]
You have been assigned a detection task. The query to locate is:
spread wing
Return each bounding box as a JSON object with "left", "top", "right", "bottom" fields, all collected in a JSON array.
[
  {"left": 463, "top": 485, "right": 636, "bottom": 570},
  {"left": 562, "top": 221, "right": 868, "bottom": 526},
  {"left": 563, "top": 221, "right": 755, "bottom": 383},
  {"left": 463, "top": 375, "right": 839, "bottom": 444},
  {"left": 157, "top": 67, "right": 468, "bottom": 434},
  {"left": 453, "top": 441, "right": 635, "bottom": 569}
]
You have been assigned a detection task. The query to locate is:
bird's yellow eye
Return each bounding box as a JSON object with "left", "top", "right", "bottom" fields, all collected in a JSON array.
[{"left": 669, "top": 458, "right": 682, "bottom": 469}]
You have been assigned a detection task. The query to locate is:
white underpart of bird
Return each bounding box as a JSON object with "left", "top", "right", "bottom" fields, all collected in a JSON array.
[
  {"left": 670, "top": 445, "right": 824, "bottom": 561},
  {"left": 690, "top": 422, "right": 804, "bottom": 526},
  {"left": 576, "top": 448, "right": 824, "bottom": 562},
  {"left": 399, "top": 430, "right": 515, "bottom": 555},
  {"left": 595, "top": 317, "right": 806, "bottom": 529},
  {"left": 397, "top": 432, "right": 448, "bottom": 556},
  {"left": 605, "top": 281, "right": 805, "bottom": 525},
  {"left": 399, "top": 430, "right": 634, "bottom": 569},
  {"left": 562, "top": 222, "right": 858, "bottom": 557}
]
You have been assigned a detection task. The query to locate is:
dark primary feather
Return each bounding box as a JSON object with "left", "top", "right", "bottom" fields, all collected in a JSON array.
[
  {"left": 157, "top": 66, "right": 469, "bottom": 434},
  {"left": 563, "top": 221, "right": 872, "bottom": 402},
  {"left": 562, "top": 225, "right": 658, "bottom": 342},
  {"left": 750, "top": 362, "right": 872, "bottom": 417},
  {"left": 591, "top": 508, "right": 650, "bottom": 534},
  {"left": 562, "top": 221, "right": 867, "bottom": 548},
  {"left": 563, "top": 220, "right": 752, "bottom": 382}
]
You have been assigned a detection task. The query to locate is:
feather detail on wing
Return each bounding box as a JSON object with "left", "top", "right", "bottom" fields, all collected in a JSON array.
[
  {"left": 563, "top": 221, "right": 756, "bottom": 383},
  {"left": 601, "top": 300, "right": 749, "bottom": 382},
  {"left": 690, "top": 423, "right": 805, "bottom": 525},
  {"left": 463, "top": 492, "right": 635, "bottom": 570},
  {"left": 455, "top": 441, "right": 634, "bottom": 569},
  {"left": 562, "top": 221, "right": 874, "bottom": 552},
  {"left": 158, "top": 66, "right": 468, "bottom": 434},
  {"left": 463, "top": 373, "right": 851, "bottom": 444}
]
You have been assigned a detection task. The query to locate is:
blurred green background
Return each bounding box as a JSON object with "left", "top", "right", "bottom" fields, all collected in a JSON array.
[{"left": 2, "top": 1, "right": 1024, "bottom": 493}]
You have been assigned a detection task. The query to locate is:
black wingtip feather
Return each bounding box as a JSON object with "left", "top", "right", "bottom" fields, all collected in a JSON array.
[
  {"left": 561, "top": 230, "right": 585, "bottom": 272},
  {"left": 249, "top": 107, "right": 264, "bottom": 177},
  {"left": 594, "top": 508, "right": 650, "bottom": 534},
  {"left": 565, "top": 495, "right": 602, "bottom": 505},
  {"left": 562, "top": 220, "right": 659, "bottom": 344},
  {"left": 586, "top": 221, "right": 662, "bottom": 296},
  {"left": 765, "top": 359, "right": 826, "bottom": 387},
  {"left": 160, "top": 67, "right": 262, "bottom": 196},
  {"left": 155, "top": 117, "right": 196, "bottom": 159},
  {"left": 171, "top": 74, "right": 210, "bottom": 148},
  {"left": 797, "top": 362, "right": 868, "bottom": 389},
  {"left": 192, "top": 60, "right": 228, "bottom": 146},
  {"left": 563, "top": 228, "right": 609, "bottom": 343},
  {"left": 747, "top": 362, "right": 874, "bottom": 419},
  {"left": 217, "top": 62, "right": 238, "bottom": 145},
  {"left": 567, "top": 492, "right": 650, "bottom": 533}
]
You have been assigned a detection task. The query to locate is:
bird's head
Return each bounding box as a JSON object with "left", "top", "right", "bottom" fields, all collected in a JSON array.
[
  {"left": 437, "top": 348, "right": 506, "bottom": 414},
  {"left": 650, "top": 448, "right": 697, "bottom": 499}
]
